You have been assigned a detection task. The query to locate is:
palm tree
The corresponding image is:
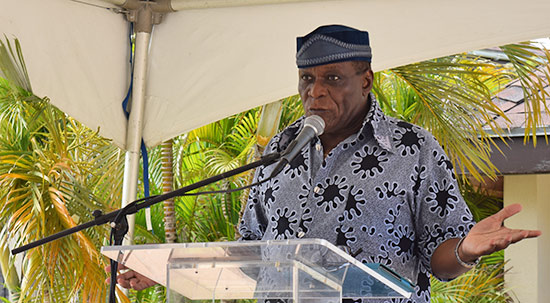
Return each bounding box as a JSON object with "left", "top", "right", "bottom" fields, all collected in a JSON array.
[
  {"left": 0, "top": 38, "right": 125, "bottom": 302},
  {"left": 0, "top": 81, "right": 124, "bottom": 302}
]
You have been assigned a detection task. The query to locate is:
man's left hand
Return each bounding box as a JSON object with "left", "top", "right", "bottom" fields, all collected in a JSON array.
[{"left": 458, "top": 203, "right": 542, "bottom": 263}]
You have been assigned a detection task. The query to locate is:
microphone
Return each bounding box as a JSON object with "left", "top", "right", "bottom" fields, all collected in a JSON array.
[{"left": 269, "top": 115, "right": 325, "bottom": 178}]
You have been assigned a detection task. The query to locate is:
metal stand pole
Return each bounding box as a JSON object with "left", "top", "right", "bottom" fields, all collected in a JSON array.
[{"left": 121, "top": 6, "right": 153, "bottom": 245}]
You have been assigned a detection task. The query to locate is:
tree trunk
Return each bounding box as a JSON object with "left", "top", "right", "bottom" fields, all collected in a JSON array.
[
  {"left": 161, "top": 139, "right": 189, "bottom": 303},
  {"left": 256, "top": 100, "right": 284, "bottom": 153},
  {"left": 161, "top": 139, "right": 177, "bottom": 243}
]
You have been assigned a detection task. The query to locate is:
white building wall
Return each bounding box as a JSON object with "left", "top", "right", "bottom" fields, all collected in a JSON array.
[{"left": 504, "top": 174, "right": 550, "bottom": 303}]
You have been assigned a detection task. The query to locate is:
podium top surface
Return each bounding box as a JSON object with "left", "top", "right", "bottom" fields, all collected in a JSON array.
[{"left": 102, "top": 238, "right": 414, "bottom": 300}]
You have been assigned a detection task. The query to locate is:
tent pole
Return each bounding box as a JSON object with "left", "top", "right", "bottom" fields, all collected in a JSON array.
[{"left": 121, "top": 6, "right": 154, "bottom": 245}]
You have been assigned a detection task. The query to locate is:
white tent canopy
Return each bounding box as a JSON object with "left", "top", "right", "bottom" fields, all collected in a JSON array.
[{"left": 2, "top": 0, "right": 550, "bottom": 149}]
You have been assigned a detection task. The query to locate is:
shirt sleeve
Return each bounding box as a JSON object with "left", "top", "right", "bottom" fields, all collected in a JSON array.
[
  {"left": 238, "top": 166, "right": 268, "bottom": 240},
  {"left": 413, "top": 133, "right": 476, "bottom": 281},
  {"left": 238, "top": 133, "right": 284, "bottom": 241}
]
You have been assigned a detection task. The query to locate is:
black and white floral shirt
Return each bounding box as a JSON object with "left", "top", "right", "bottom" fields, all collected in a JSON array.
[{"left": 239, "top": 94, "right": 475, "bottom": 303}]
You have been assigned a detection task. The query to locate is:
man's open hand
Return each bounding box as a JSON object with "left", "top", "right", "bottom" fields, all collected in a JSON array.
[{"left": 459, "top": 203, "right": 542, "bottom": 262}]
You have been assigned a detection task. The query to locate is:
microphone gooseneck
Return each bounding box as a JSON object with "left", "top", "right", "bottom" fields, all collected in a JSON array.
[{"left": 269, "top": 115, "right": 325, "bottom": 178}]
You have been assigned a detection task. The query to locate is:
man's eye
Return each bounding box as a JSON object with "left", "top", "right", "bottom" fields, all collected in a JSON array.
[
  {"left": 327, "top": 75, "right": 341, "bottom": 81},
  {"left": 301, "top": 75, "right": 313, "bottom": 81}
]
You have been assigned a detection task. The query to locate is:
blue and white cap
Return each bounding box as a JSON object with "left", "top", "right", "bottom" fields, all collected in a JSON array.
[{"left": 296, "top": 25, "right": 372, "bottom": 68}]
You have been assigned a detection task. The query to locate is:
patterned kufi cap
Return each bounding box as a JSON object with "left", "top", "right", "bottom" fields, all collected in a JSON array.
[{"left": 296, "top": 24, "right": 372, "bottom": 68}]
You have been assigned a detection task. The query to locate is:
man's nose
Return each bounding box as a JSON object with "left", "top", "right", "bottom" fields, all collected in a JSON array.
[{"left": 309, "top": 80, "right": 327, "bottom": 98}]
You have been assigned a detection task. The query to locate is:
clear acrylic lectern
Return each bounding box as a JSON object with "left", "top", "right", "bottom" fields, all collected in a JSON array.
[{"left": 102, "top": 238, "right": 414, "bottom": 302}]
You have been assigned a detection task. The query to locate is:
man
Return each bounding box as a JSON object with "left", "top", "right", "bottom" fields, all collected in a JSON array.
[{"left": 114, "top": 25, "right": 541, "bottom": 302}]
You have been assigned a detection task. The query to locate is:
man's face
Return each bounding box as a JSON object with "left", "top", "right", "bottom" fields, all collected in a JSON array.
[{"left": 298, "top": 61, "right": 373, "bottom": 137}]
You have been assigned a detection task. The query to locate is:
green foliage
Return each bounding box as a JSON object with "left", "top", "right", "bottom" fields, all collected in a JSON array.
[
  {"left": 0, "top": 37, "right": 125, "bottom": 302},
  {"left": 278, "top": 95, "right": 305, "bottom": 129},
  {"left": 170, "top": 110, "right": 259, "bottom": 242},
  {"left": 374, "top": 55, "right": 513, "bottom": 182},
  {"left": 431, "top": 262, "right": 510, "bottom": 303},
  {"left": 459, "top": 181, "right": 503, "bottom": 223},
  {"left": 501, "top": 42, "right": 550, "bottom": 145},
  {"left": 129, "top": 284, "right": 166, "bottom": 303},
  {"left": 0, "top": 80, "right": 123, "bottom": 302},
  {"left": 0, "top": 38, "right": 31, "bottom": 92}
]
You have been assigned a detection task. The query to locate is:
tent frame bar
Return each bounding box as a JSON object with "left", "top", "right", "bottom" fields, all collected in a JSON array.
[{"left": 120, "top": 2, "right": 164, "bottom": 244}]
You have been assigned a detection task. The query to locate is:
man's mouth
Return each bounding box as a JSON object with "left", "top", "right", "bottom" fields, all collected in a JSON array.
[{"left": 308, "top": 108, "right": 328, "bottom": 114}]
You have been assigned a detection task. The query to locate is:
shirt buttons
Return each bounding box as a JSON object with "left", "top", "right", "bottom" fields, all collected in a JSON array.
[
  {"left": 297, "top": 231, "right": 305, "bottom": 238},
  {"left": 315, "top": 143, "right": 322, "bottom": 151},
  {"left": 313, "top": 186, "right": 321, "bottom": 194}
]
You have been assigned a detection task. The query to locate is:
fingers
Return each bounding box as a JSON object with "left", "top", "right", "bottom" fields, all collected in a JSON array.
[
  {"left": 526, "top": 229, "right": 542, "bottom": 238},
  {"left": 104, "top": 263, "right": 128, "bottom": 273},
  {"left": 116, "top": 276, "right": 133, "bottom": 289},
  {"left": 464, "top": 204, "right": 541, "bottom": 258},
  {"left": 509, "top": 229, "right": 542, "bottom": 242},
  {"left": 489, "top": 231, "right": 524, "bottom": 251},
  {"left": 487, "top": 229, "right": 541, "bottom": 253},
  {"left": 110, "top": 270, "right": 142, "bottom": 290},
  {"left": 104, "top": 266, "right": 158, "bottom": 291},
  {"left": 104, "top": 266, "right": 133, "bottom": 287},
  {"left": 487, "top": 238, "right": 511, "bottom": 253},
  {"left": 126, "top": 277, "right": 158, "bottom": 291},
  {"left": 492, "top": 203, "right": 522, "bottom": 222},
  {"left": 117, "top": 271, "right": 157, "bottom": 291},
  {"left": 117, "top": 268, "right": 139, "bottom": 281},
  {"left": 466, "top": 228, "right": 542, "bottom": 258}
]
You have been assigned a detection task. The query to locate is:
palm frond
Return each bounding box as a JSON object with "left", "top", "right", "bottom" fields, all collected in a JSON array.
[
  {"left": 376, "top": 56, "right": 513, "bottom": 181},
  {"left": 460, "top": 181, "right": 503, "bottom": 222},
  {"left": 0, "top": 83, "right": 119, "bottom": 302},
  {"left": 0, "top": 37, "right": 32, "bottom": 92},
  {"left": 431, "top": 262, "right": 511, "bottom": 303},
  {"left": 501, "top": 42, "right": 550, "bottom": 145},
  {"left": 279, "top": 95, "right": 305, "bottom": 129}
]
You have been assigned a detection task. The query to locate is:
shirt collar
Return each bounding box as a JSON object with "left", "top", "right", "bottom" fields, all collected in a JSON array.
[{"left": 342, "top": 93, "right": 395, "bottom": 152}]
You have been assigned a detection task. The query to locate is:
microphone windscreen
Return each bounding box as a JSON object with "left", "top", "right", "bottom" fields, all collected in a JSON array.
[{"left": 304, "top": 115, "right": 325, "bottom": 136}]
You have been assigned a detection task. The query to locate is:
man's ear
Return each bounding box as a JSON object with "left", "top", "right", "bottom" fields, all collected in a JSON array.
[{"left": 362, "top": 69, "right": 374, "bottom": 96}]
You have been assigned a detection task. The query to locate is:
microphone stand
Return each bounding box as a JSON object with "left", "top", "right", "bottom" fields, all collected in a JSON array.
[{"left": 11, "top": 151, "right": 280, "bottom": 302}]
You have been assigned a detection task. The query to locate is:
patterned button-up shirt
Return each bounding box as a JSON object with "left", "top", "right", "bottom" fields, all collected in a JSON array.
[{"left": 239, "top": 94, "right": 475, "bottom": 302}]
